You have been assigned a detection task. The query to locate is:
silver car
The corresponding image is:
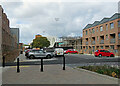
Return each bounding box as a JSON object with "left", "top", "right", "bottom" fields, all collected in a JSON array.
[{"left": 28, "top": 50, "right": 54, "bottom": 59}]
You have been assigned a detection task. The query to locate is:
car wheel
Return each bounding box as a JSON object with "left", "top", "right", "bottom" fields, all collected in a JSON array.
[
  {"left": 99, "top": 54, "right": 102, "bottom": 57},
  {"left": 110, "top": 54, "right": 114, "bottom": 57},
  {"left": 46, "top": 55, "right": 51, "bottom": 59},
  {"left": 29, "top": 55, "right": 35, "bottom": 59}
]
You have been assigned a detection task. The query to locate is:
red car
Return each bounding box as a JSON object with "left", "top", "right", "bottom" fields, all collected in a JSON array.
[
  {"left": 94, "top": 49, "right": 115, "bottom": 57},
  {"left": 65, "top": 49, "right": 78, "bottom": 54}
]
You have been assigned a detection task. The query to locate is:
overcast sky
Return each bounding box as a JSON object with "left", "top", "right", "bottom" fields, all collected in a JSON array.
[{"left": 0, "top": 0, "right": 119, "bottom": 44}]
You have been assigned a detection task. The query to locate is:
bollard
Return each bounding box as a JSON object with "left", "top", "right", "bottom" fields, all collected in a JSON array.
[
  {"left": 63, "top": 55, "right": 65, "bottom": 70},
  {"left": 2, "top": 56, "right": 5, "bottom": 67},
  {"left": 41, "top": 58, "right": 43, "bottom": 72},
  {"left": 17, "top": 58, "right": 20, "bottom": 73}
]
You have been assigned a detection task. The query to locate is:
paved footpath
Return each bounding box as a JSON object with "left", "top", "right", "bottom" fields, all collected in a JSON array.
[{"left": 2, "top": 64, "right": 119, "bottom": 84}]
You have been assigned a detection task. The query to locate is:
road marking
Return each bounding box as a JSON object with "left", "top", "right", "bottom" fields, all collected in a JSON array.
[{"left": 10, "top": 66, "right": 30, "bottom": 68}]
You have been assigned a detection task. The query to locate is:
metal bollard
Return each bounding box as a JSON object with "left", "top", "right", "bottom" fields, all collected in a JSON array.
[
  {"left": 2, "top": 56, "right": 5, "bottom": 67},
  {"left": 41, "top": 58, "right": 43, "bottom": 72},
  {"left": 17, "top": 58, "right": 20, "bottom": 73},
  {"left": 63, "top": 55, "right": 65, "bottom": 70}
]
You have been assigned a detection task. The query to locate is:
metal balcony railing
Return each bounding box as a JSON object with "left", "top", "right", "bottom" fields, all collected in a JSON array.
[
  {"left": 110, "top": 38, "right": 115, "bottom": 44},
  {"left": 92, "top": 41, "right": 95, "bottom": 45},
  {"left": 100, "top": 40, "right": 104, "bottom": 44},
  {"left": 86, "top": 42, "right": 88, "bottom": 45}
]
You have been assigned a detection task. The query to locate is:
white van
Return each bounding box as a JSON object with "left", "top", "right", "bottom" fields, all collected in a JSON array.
[{"left": 54, "top": 48, "right": 64, "bottom": 56}]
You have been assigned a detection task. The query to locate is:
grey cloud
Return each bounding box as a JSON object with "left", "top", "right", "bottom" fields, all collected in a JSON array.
[{"left": 1, "top": 1, "right": 118, "bottom": 44}]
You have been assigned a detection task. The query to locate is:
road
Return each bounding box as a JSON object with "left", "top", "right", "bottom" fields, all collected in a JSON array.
[{"left": 4, "top": 53, "right": 120, "bottom": 68}]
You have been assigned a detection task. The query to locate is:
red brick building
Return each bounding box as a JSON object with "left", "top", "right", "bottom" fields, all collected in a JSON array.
[
  {"left": 82, "top": 13, "right": 120, "bottom": 56},
  {"left": 0, "top": 5, "right": 19, "bottom": 62}
]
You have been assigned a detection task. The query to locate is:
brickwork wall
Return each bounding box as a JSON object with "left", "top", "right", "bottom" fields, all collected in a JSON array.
[{"left": 1, "top": 5, "right": 19, "bottom": 62}]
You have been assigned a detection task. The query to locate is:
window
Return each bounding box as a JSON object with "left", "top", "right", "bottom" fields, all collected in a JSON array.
[
  {"left": 119, "top": 33, "right": 120, "bottom": 39},
  {"left": 92, "top": 28, "right": 95, "bottom": 33},
  {"left": 118, "top": 21, "right": 120, "bottom": 27},
  {"left": 89, "top": 29, "right": 91, "bottom": 34},
  {"left": 106, "top": 24, "right": 108, "bottom": 30},
  {"left": 86, "top": 46, "right": 88, "bottom": 49},
  {"left": 110, "top": 22, "right": 114, "bottom": 29},
  {"left": 100, "top": 46, "right": 103, "bottom": 49},
  {"left": 100, "top": 26, "right": 103, "bottom": 31},
  {"left": 96, "top": 27, "right": 98, "bottom": 32},
  {"left": 106, "top": 35, "right": 108, "bottom": 40},
  {"left": 92, "top": 46, "right": 95, "bottom": 52},
  {"left": 89, "top": 39, "right": 91, "bottom": 42},
  {"left": 97, "top": 36, "right": 99, "bottom": 41},
  {"left": 86, "top": 30, "right": 88, "bottom": 35},
  {"left": 110, "top": 45, "right": 114, "bottom": 49}
]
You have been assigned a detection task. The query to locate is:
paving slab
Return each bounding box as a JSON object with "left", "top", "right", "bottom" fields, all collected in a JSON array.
[{"left": 2, "top": 65, "right": 119, "bottom": 84}]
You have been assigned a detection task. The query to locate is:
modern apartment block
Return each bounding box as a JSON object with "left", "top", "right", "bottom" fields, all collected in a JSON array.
[
  {"left": 82, "top": 13, "right": 120, "bottom": 56},
  {"left": 10, "top": 28, "right": 19, "bottom": 48},
  {"left": 59, "top": 36, "right": 82, "bottom": 53},
  {"left": 0, "top": 5, "right": 19, "bottom": 62}
]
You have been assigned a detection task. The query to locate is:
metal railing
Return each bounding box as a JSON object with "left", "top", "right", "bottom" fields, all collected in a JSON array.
[
  {"left": 110, "top": 38, "right": 115, "bottom": 44},
  {"left": 100, "top": 40, "right": 104, "bottom": 44},
  {"left": 86, "top": 42, "right": 88, "bottom": 45},
  {"left": 92, "top": 41, "right": 95, "bottom": 45}
]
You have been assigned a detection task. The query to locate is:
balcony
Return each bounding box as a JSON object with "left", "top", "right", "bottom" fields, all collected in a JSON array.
[
  {"left": 100, "top": 40, "right": 104, "bottom": 44},
  {"left": 92, "top": 41, "right": 95, "bottom": 45},
  {"left": 110, "top": 38, "right": 115, "bottom": 44},
  {"left": 86, "top": 42, "right": 88, "bottom": 45}
]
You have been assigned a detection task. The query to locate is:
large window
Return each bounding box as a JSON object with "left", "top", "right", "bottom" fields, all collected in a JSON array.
[
  {"left": 100, "top": 46, "right": 103, "bottom": 49},
  {"left": 97, "top": 36, "right": 99, "bottom": 41},
  {"left": 110, "top": 22, "right": 114, "bottom": 29},
  {"left": 89, "top": 29, "right": 91, "bottom": 34},
  {"left": 118, "top": 21, "right": 120, "bottom": 27},
  {"left": 106, "top": 35, "right": 108, "bottom": 40},
  {"left": 106, "top": 24, "right": 108, "bottom": 30},
  {"left": 86, "top": 46, "right": 88, "bottom": 49},
  {"left": 110, "top": 45, "right": 114, "bottom": 49},
  {"left": 86, "top": 30, "right": 88, "bottom": 35},
  {"left": 119, "top": 33, "right": 120, "bottom": 39},
  {"left": 100, "top": 26, "right": 103, "bottom": 31},
  {"left": 92, "top": 28, "right": 95, "bottom": 33},
  {"left": 92, "top": 46, "right": 95, "bottom": 52},
  {"left": 96, "top": 27, "right": 98, "bottom": 32}
]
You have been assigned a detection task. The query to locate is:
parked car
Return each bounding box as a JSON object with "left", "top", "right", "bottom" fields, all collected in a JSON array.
[
  {"left": 54, "top": 48, "right": 64, "bottom": 57},
  {"left": 94, "top": 49, "right": 115, "bottom": 57},
  {"left": 27, "top": 49, "right": 54, "bottom": 59},
  {"left": 65, "top": 49, "right": 78, "bottom": 54}
]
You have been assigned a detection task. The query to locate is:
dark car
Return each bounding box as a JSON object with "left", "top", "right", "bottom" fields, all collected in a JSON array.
[{"left": 94, "top": 49, "right": 115, "bottom": 57}]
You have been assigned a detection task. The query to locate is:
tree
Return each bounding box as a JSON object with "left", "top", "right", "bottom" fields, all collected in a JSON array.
[{"left": 32, "top": 37, "right": 50, "bottom": 48}]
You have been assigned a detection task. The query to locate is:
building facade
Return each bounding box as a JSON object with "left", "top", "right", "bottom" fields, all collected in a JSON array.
[
  {"left": 46, "top": 36, "right": 59, "bottom": 47},
  {"left": 59, "top": 36, "right": 82, "bottom": 53},
  {"left": 0, "top": 5, "right": 19, "bottom": 62},
  {"left": 82, "top": 13, "right": 120, "bottom": 56},
  {"left": 10, "top": 28, "right": 19, "bottom": 48},
  {"left": 0, "top": 5, "right": 2, "bottom": 61}
]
